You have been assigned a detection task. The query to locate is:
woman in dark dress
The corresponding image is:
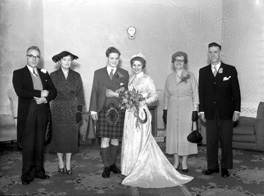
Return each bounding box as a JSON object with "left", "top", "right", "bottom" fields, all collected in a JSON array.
[{"left": 49, "top": 51, "right": 85, "bottom": 174}]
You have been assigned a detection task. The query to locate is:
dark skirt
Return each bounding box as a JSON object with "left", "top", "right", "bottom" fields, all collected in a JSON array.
[{"left": 96, "top": 106, "right": 125, "bottom": 139}]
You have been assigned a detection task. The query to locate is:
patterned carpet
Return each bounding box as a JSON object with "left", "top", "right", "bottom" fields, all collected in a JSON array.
[{"left": 0, "top": 141, "right": 264, "bottom": 196}]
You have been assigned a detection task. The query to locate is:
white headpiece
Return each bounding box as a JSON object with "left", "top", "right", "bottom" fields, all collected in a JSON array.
[{"left": 131, "top": 52, "right": 145, "bottom": 60}]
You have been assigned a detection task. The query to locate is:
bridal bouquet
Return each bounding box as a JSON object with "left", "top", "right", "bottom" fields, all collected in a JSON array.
[{"left": 119, "top": 87, "right": 147, "bottom": 126}]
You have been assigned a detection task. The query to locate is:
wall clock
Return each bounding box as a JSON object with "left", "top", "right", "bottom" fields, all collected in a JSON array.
[{"left": 127, "top": 26, "right": 136, "bottom": 40}]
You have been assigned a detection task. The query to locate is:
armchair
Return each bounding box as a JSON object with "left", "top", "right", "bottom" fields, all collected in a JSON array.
[
  {"left": 200, "top": 102, "right": 264, "bottom": 151},
  {"left": 0, "top": 89, "right": 18, "bottom": 142},
  {"left": 233, "top": 102, "right": 264, "bottom": 151}
]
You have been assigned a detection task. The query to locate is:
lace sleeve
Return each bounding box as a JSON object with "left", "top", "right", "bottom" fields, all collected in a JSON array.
[{"left": 144, "top": 76, "right": 158, "bottom": 105}]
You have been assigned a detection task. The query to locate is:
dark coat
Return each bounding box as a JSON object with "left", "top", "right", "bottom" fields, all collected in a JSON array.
[
  {"left": 199, "top": 62, "right": 241, "bottom": 120},
  {"left": 49, "top": 68, "right": 85, "bottom": 153},
  {"left": 89, "top": 67, "right": 129, "bottom": 113},
  {"left": 12, "top": 66, "right": 57, "bottom": 142}
]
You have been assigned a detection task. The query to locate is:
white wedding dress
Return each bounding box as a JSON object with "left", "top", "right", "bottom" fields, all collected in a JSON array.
[{"left": 121, "top": 72, "right": 193, "bottom": 188}]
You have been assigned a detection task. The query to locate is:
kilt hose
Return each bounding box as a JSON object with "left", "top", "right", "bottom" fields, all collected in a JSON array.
[{"left": 96, "top": 106, "right": 125, "bottom": 139}]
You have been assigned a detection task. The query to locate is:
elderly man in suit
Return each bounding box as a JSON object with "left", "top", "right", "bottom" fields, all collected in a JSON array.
[
  {"left": 13, "top": 46, "right": 57, "bottom": 185},
  {"left": 90, "top": 47, "right": 129, "bottom": 178},
  {"left": 199, "top": 42, "right": 241, "bottom": 178}
]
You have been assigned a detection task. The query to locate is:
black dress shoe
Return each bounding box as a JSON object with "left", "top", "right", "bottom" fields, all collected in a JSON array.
[
  {"left": 202, "top": 168, "right": 219, "bottom": 175},
  {"left": 58, "top": 166, "right": 64, "bottom": 174},
  {"left": 17, "top": 142, "right": 22, "bottom": 151},
  {"left": 109, "top": 164, "right": 121, "bottom": 174},
  {"left": 35, "top": 174, "right": 50, "bottom": 179},
  {"left": 102, "top": 167, "right": 110, "bottom": 178},
  {"left": 22, "top": 180, "right": 30, "bottom": 185},
  {"left": 221, "top": 168, "right": 230, "bottom": 178},
  {"left": 181, "top": 168, "right": 188, "bottom": 173},
  {"left": 65, "top": 169, "right": 72, "bottom": 175},
  {"left": 174, "top": 163, "right": 180, "bottom": 170}
]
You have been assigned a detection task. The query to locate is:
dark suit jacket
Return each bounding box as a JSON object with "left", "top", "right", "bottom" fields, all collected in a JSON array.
[
  {"left": 199, "top": 62, "right": 241, "bottom": 120},
  {"left": 12, "top": 66, "right": 57, "bottom": 142},
  {"left": 89, "top": 67, "right": 129, "bottom": 113}
]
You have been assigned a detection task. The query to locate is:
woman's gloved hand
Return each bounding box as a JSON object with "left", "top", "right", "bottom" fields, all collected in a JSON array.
[
  {"left": 162, "top": 110, "right": 167, "bottom": 125},
  {"left": 76, "top": 105, "right": 83, "bottom": 123},
  {"left": 192, "top": 111, "right": 198, "bottom": 122}
]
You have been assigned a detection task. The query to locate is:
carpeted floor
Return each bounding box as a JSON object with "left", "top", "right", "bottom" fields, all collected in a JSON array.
[{"left": 0, "top": 140, "right": 264, "bottom": 196}]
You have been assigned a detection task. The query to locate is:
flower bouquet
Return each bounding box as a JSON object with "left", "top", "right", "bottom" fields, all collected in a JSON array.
[{"left": 119, "top": 87, "right": 147, "bottom": 127}]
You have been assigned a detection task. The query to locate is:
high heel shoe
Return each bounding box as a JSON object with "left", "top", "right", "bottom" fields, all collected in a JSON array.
[
  {"left": 181, "top": 168, "right": 189, "bottom": 173},
  {"left": 174, "top": 163, "right": 180, "bottom": 170},
  {"left": 58, "top": 166, "right": 64, "bottom": 174},
  {"left": 65, "top": 168, "right": 72, "bottom": 175}
]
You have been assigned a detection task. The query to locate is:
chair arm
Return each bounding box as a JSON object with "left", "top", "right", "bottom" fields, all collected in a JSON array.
[{"left": 255, "top": 118, "right": 264, "bottom": 151}]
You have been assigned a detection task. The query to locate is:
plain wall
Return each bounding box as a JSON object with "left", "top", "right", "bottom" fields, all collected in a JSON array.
[{"left": 1, "top": 0, "right": 263, "bottom": 129}]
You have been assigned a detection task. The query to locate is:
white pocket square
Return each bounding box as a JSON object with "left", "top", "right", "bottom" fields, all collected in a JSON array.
[
  {"left": 120, "top": 83, "right": 124, "bottom": 86},
  {"left": 223, "top": 76, "right": 231, "bottom": 81}
]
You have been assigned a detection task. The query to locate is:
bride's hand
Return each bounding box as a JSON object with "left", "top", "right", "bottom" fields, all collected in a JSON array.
[
  {"left": 139, "top": 98, "right": 146, "bottom": 106},
  {"left": 134, "top": 109, "right": 139, "bottom": 117},
  {"left": 115, "top": 87, "right": 125, "bottom": 94}
]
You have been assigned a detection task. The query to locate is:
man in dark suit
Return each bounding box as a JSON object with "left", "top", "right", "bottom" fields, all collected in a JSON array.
[
  {"left": 199, "top": 42, "right": 241, "bottom": 178},
  {"left": 13, "top": 46, "right": 57, "bottom": 185},
  {"left": 90, "top": 47, "right": 129, "bottom": 178}
]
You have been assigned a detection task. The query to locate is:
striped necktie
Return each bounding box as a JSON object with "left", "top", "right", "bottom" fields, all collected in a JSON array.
[
  {"left": 212, "top": 66, "right": 217, "bottom": 77},
  {"left": 33, "top": 68, "right": 38, "bottom": 77}
]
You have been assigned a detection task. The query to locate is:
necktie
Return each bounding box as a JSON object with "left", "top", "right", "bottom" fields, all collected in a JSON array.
[
  {"left": 212, "top": 66, "right": 217, "bottom": 77},
  {"left": 110, "top": 69, "right": 114, "bottom": 80},
  {"left": 33, "top": 68, "right": 38, "bottom": 77}
]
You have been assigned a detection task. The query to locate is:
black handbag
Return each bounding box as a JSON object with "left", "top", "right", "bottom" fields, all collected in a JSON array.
[{"left": 187, "top": 120, "right": 203, "bottom": 143}]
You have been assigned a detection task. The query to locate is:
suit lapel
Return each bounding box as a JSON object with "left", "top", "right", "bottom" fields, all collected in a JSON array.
[
  {"left": 205, "top": 65, "right": 215, "bottom": 79},
  {"left": 103, "top": 67, "right": 111, "bottom": 81},
  {"left": 215, "top": 63, "right": 225, "bottom": 84},
  {"left": 38, "top": 68, "right": 46, "bottom": 87},
  {"left": 23, "top": 66, "right": 34, "bottom": 89}
]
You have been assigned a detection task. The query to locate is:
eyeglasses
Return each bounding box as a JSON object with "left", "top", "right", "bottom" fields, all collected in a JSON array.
[
  {"left": 175, "top": 59, "right": 185, "bottom": 63},
  {"left": 27, "top": 54, "right": 40, "bottom": 59}
]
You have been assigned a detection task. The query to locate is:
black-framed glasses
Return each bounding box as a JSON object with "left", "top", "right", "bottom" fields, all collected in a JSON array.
[{"left": 27, "top": 54, "right": 40, "bottom": 59}]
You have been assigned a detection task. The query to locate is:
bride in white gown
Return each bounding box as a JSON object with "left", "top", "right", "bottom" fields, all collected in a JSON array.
[{"left": 121, "top": 53, "right": 193, "bottom": 188}]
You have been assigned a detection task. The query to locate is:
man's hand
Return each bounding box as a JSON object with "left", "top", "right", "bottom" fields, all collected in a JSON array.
[
  {"left": 41, "top": 90, "right": 49, "bottom": 97},
  {"left": 91, "top": 113, "right": 98, "bottom": 121},
  {"left": 106, "top": 89, "right": 118, "bottom": 97},
  {"left": 233, "top": 112, "right": 240, "bottom": 122},
  {"left": 34, "top": 97, "right": 47, "bottom": 104},
  {"left": 200, "top": 112, "right": 206, "bottom": 122}
]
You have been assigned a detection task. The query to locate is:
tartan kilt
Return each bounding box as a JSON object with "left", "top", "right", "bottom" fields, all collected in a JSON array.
[{"left": 96, "top": 106, "right": 125, "bottom": 139}]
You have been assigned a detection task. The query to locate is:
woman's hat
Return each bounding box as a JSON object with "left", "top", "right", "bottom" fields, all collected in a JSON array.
[{"left": 52, "top": 51, "right": 78, "bottom": 63}]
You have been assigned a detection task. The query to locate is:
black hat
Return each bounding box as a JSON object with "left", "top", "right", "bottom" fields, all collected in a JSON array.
[{"left": 52, "top": 51, "right": 78, "bottom": 63}]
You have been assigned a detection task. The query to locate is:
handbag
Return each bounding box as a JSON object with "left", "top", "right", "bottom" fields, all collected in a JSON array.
[{"left": 187, "top": 120, "right": 203, "bottom": 143}]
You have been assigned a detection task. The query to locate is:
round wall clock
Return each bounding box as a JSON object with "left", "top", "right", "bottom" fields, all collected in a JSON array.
[{"left": 127, "top": 26, "right": 136, "bottom": 40}]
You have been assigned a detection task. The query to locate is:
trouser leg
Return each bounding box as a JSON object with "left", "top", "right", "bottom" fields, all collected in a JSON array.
[{"left": 206, "top": 117, "right": 219, "bottom": 169}]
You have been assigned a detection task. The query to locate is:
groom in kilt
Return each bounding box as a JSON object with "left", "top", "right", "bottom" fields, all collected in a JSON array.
[{"left": 90, "top": 47, "right": 129, "bottom": 178}]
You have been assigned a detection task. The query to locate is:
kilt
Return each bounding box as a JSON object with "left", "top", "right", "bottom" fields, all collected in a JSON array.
[{"left": 96, "top": 106, "right": 125, "bottom": 139}]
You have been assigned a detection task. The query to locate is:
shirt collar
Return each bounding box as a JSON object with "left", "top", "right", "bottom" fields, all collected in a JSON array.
[
  {"left": 106, "top": 66, "right": 117, "bottom": 74},
  {"left": 211, "top": 62, "right": 221, "bottom": 70},
  {"left": 27, "top": 65, "right": 37, "bottom": 74}
]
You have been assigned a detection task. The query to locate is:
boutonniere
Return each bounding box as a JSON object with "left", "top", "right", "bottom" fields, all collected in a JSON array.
[
  {"left": 116, "top": 71, "right": 124, "bottom": 79},
  {"left": 41, "top": 69, "right": 47, "bottom": 74},
  {"left": 179, "top": 74, "right": 191, "bottom": 84},
  {"left": 219, "top": 68, "right": 223, "bottom": 74}
]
